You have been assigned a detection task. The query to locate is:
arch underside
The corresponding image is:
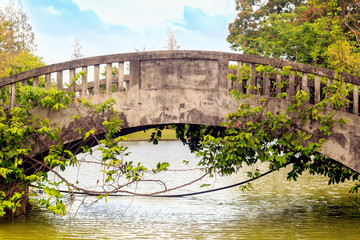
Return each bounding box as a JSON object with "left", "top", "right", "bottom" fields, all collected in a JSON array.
[{"left": 30, "top": 91, "right": 360, "bottom": 174}]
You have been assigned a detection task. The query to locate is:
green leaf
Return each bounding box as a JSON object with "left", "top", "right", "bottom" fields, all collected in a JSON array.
[{"left": 200, "top": 184, "right": 211, "bottom": 188}]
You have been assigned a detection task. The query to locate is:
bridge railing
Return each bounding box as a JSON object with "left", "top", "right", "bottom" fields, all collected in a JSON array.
[
  {"left": 226, "top": 54, "right": 360, "bottom": 115},
  {"left": 1, "top": 50, "right": 360, "bottom": 115},
  {"left": 0, "top": 53, "right": 137, "bottom": 108}
]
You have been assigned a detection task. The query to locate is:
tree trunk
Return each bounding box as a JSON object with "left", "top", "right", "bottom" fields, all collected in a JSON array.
[{"left": 0, "top": 181, "right": 31, "bottom": 220}]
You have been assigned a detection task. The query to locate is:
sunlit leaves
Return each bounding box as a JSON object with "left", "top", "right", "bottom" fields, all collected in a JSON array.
[
  {"left": 198, "top": 63, "right": 360, "bottom": 193},
  {"left": 83, "top": 130, "right": 95, "bottom": 141},
  {"left": 17, "top": 86, "right": 72, "bottom": 110},
  {"left": 149, "top": 127, "right": 164, "bottom": 145},
  {"left": 94, "top": 98, "right": 116, "bottom": 114},
  {"left": 0, "top": 191, "right": 24, "bottom": 216},
  {"left": 228, "top": 0, "right": 359, "bottom": 70},
  {"left": 153, "top": 162, "right": 170, "bottom": 173}
]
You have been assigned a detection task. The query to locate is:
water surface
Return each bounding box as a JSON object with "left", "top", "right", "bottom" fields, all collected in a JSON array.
[{"left": 1, "top": 141, "right": 359, "bottom": 239}]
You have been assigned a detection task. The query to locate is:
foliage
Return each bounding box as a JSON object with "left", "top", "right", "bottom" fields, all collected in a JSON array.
[
  {"left": 223, "top": 0, "right": 360, "bottom": 192},
  {"left": 0, "top": 81, "right": 193, "bottom": 217},
  {"left": 149, "top": 126, "right": 165, "bottom": 145},
  {"left": 0, "top": 1, "right": 37, "bottom": 53},
  {"left": 4, "top": 50, "right": 44, "bottom": 77},
  {"left": 172, "top": 124, "right": 225, "bottom": 153},
  {"left": 0, "top": 2, "right": 44, "bottom": 79},
  {"left": 327, "top": 40, "right": 360, "bottom": 76},
  {"left": 228, "top": 0, "right": 360, "bottom": 69},
  {"left": 101, "top": 65, "right": 119, "bottom": 78},
  {"left": 196, "top": 65, "right": 360, "bottom": 192}
]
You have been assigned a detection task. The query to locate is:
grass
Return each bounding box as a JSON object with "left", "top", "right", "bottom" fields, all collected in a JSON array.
[{"left": 124, "top": 128, "right": 178, "bottom": 141}]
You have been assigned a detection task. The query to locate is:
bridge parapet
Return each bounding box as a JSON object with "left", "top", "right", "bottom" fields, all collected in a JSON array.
[{"left": 1, "top": 50, "right": 360, "bottom": 115}]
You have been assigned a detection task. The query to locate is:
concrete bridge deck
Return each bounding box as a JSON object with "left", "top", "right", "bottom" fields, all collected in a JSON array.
[{"left": 1, "top": 50, "right": 360, "bottom": 173}]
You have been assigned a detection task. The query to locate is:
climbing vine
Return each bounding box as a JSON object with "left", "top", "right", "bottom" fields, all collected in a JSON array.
[
  {"left": 0, "top": 73, "right": 211, "bottom": 218},
  {"left": 196, "top": 65, "right": 360, "bottom": 193}
]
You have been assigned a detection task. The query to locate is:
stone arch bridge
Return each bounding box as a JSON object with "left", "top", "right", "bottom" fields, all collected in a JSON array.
[{"left": 1, "top": 50, "right": 360, "bottom": 173}]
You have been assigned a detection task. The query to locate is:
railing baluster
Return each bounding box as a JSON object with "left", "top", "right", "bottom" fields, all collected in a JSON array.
[
  {"left": 354, "top": 84, "right": 359, "bottom": 114},
  {"left": 302, "top": 73, "right": 308, "bottom": 93},
  {"left": 247, "top": 63, "right": 255, "bottom": 94},
  {"left": 341, "top": 82, "right": 347, "bottom": 112},
  {"left": 276, "top": 69, "right": 281, "bottom": 96},
  {"left": 94, "top": 64, "right": 100, "bottom": 95},
  {"left": 315, "top": 75, "right": 321, "bottom": 104},
  {"left": 256, "top": 76, "right": 261, "bottom": 95},
  {"left": 118, "top": 62, "right": 124, "bottom": 91},
  {"left": 57, "top": 71, "right": 63, "bottom": 89},
  {"left": 236, "top": 61, "right": 243, "bottom": 93},
  {"left": 21, "top": 80, "right": 27, "bottom": 86},
  {"left": 69, "top": 68, "right": 75, "bottom": 93},
  {"left": 287, "top": 71, "right": 295, "bottom": 100},
  {"left": 10, "top": 83, "right": 16, "bottom": 108},
  {"left": 263, "top": 73, "right": 270, "bottom": 96},
  {"left": 33, "top": 76, "right": 39, "bottom": 87},
  {"left": 327, "top": 78, "right": 333, "bottom": 108},
  {"left": 129, "top": 59, "right": 140, "bottom": 90},
  {"left": 81, "top": 66, "right": 88, "bottom": 96},
  {"left": 106, "top": 63, "right": 112, "bottom": 93},
  {"left": 45, "top": 73, "right": 51, "bottom": 89}
]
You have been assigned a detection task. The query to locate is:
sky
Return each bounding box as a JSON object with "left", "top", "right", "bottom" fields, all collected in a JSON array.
[{"left": 1, "top": 0, "right": 238, "bottom": 64}]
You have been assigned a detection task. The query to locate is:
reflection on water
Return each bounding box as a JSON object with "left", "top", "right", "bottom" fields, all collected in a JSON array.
[{"left": 1, "top": 141, "right": 360, "bottom": 239}]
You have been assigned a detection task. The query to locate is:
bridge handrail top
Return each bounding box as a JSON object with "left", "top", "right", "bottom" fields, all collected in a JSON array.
[{"left": 1, "top": 50, "right": 359, "bottom": 88}]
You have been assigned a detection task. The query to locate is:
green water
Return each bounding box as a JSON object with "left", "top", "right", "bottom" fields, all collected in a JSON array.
[{"left": 1, "top": 142, "right": 360, "bottom": 239}]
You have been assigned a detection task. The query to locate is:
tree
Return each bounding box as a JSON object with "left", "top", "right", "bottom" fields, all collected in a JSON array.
[
  {"left": 167, "top": 31, "right": 180, "bottom": 50},
  {"left": 227, "top": 0, "right": 305, "bottom": 53},
  {"left": 0, "top": 1, "right": 36, "bottom": 53},
  {"left": 0, "top": 82, "right": 215, "bottom": 218},
  {"left": 227, "top": 0, "right": 360, "bottom": 69},
  {"left": 186, "top": 0, "right": 360, "bottom": 193},
  {"left": 0, "top": 20, "right": 13, "bottom": 78},
  {"left": 71, "top": 39, "right": 84, "bottom": 60},
  {"left": 196, "top": 65, "right": 360, "bottom": 194},
  {"left": 0, "top": 1, "right": 44, "bottom": 79}
]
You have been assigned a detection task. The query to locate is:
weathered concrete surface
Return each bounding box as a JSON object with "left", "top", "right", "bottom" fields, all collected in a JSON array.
[
  {"left": 20, "top": 52, "right": 360, "bottom": 173},
  {"left": 30, "top": 87, "right": 239, "bottom": 157},
  {"left": 30, "top": 56, "right": 237, "bottom": 159},
  {"left": 30, "top": 90, "right": 360, "bottom": 174},
  {"left": 140, "top": 59, "right": 221, "bottom": 90},
  {"left": 240, "top": 96, "right": 360, "bottom": 173},
  {"left": 3, "top": 50, "right": 360, "bottom": 88}
]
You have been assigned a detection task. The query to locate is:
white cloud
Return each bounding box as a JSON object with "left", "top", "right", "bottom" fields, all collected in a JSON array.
[
  {"left": 71, "top": 0, "right": 236, "bottom": 33},
  {"left": 45, "top": 6, "right": 61, "bottom": 16},
  {"left": 2, "top": 0, "right": 237, "bottom": 64}
]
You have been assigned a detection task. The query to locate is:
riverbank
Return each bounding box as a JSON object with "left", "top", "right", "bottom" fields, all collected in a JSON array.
[{"left": 124, "top": 128, "right": 178, "bottom": 141}]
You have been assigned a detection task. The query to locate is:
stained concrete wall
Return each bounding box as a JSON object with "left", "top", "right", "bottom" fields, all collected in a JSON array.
[
  {"left": 3, "top": 50, "right": 357, "bottom": 173},
  {"left": 29, "top": 56, "right": 238, "bottom": 158},
  {"left": 241, "top": 97, "right": 360, "bottom": 173}
]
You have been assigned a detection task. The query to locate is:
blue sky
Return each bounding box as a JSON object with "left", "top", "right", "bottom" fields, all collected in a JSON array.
[{"left": 1, "top": 0, "right": 237, "bottom": 64}]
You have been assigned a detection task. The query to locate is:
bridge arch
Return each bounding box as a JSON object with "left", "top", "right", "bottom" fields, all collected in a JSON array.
[{"left": 1, "top": 50, "right": 360, "bottom": 173}]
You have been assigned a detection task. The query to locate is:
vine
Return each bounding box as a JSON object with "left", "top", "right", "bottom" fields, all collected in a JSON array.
[
  {"left": 0, "top": 74, "right": 211, "bottom": 218},
  {"left": 196, "top": 65, "right": 360, "bottom": 193}
]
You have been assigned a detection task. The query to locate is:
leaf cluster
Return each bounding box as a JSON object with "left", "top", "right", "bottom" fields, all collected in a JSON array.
[
  {"left": 0, "top": 83, "right": 175, "bottom": 217},
  {"left": 196, "top": 65, "right": 360, "bottom": 192},
  {"left": 228, "top": 0, "right": 360, "bottom": 70}
]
